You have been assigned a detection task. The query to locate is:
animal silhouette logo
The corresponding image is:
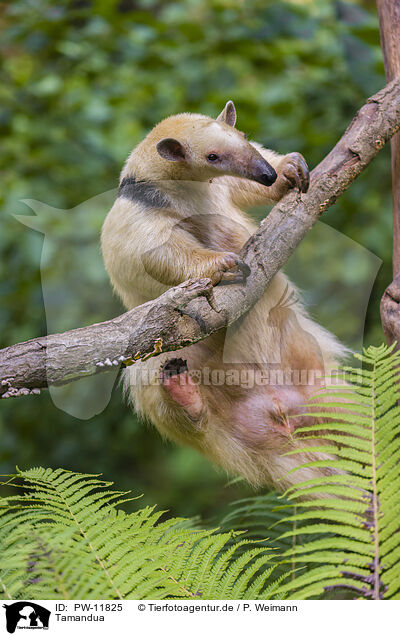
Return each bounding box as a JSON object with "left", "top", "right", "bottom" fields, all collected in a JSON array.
[{"left": 3, "top": 602, "right": 50, "bottom": 634}]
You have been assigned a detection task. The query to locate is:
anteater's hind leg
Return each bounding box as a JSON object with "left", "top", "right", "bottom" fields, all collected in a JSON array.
[{"left": 160, "top": 358, "right": 205, "bottom": 423}]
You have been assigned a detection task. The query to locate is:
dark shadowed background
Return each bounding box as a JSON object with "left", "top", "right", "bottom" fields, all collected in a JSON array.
[{"left": 0, "top": 0, "right": 392, "bottom": 518}]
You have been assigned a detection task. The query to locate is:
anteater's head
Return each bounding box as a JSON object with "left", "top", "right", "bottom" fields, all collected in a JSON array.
[{"left": 130, "top": 101, "right": 277, "bottom": 187}]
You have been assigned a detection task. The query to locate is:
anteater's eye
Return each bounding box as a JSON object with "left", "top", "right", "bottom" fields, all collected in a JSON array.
[{"left": 207, "top": 153, "right": 219, "bottom": 162}]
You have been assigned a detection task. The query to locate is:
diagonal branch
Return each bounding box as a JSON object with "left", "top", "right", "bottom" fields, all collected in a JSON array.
[{"left": 2, "top": 77, "right": 400, "bottom": 398}]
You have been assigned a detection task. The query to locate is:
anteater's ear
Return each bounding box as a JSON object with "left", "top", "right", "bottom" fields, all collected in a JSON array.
[
  {"left": 217, "top": 100, "right": 237, "bottom": 127},
  {"left": 156, "top": 138, "right": 186, "bottom": 161}
]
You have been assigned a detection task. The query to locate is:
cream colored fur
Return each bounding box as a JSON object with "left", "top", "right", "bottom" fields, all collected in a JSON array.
[{"left": 101, "top": 106, "right": 347, "bottom": 491}]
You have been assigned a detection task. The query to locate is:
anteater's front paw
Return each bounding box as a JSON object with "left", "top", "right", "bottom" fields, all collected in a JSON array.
[
  {"left": 280, "top": 152, "right": 309, "bottom": 194},
  {"left": 211, "top": 252, "right": 251, "bottom": 286}
]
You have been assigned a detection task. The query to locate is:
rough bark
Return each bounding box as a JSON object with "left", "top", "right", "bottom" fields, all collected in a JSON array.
[
  {"left": 2, "top": 77, "right": 400, "bottom": 397},
  {"left": 381, "top": 272, "right": 400, "bottom": 347},
  {"left": 377, "top": 0, "right": 400, "bottom": 348}
]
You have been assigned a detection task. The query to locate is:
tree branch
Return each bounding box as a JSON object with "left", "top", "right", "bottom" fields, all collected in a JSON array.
[{"left": 2, "top": 77, "right": 400, "bottom": 398}]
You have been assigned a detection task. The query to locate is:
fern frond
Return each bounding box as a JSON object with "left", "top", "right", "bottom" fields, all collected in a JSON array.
[
  {"left": 276, "top": 344, "right": 400, "bottom": 599},
  {"left": 0, "top": 469, "right": 281, "bottom": 600}
]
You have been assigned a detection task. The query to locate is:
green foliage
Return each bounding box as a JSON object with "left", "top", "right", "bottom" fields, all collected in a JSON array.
[
  {"left": 0, "top": 0, "right": 397, "bottom": 600},
  {"left": 220, "top": 491, "right": 292, "bottom": 542},
  {"left": 273, "top": 343, "right": 400, "bottom": 600},
  {"left": 0, "top": 0, "right": 393, "bottom": 520},
  {"left": 0, "top": 467, "right": 282, "bottom": 600}
]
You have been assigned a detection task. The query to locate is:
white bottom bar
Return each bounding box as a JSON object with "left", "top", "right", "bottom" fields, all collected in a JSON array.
[{"left": 1, "top": 599, "right": 395, "bottom": 635}]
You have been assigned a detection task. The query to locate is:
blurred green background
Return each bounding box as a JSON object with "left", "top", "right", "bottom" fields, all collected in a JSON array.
[{"left": 0, "top": 0, "right": 394, "bottom": 519}]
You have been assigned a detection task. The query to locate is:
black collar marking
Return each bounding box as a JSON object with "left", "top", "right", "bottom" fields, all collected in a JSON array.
[{"left": 118, "top": 177, "right": 169, "bottom": 208}]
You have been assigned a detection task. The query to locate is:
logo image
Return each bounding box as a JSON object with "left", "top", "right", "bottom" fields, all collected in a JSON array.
[{"left": 3, "top": 602, "right": 50, "bottom": 634}]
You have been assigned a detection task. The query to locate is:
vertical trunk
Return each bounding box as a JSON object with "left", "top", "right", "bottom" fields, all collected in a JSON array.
[{"left": 377, "top": 0, "right": 400, "bottom": 347}]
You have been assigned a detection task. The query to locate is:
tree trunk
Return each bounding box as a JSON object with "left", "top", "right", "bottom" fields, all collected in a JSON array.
[{"left": 377, "top": 0, "right": 400, "bottom": 347}]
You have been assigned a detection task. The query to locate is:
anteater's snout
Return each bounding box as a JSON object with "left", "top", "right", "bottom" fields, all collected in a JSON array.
[
  {"left": 257, "top": 169, "right": 277, "bottom": 186},
  {"left": 250, "top": 157, "right": 277, "bottom": 187}
]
